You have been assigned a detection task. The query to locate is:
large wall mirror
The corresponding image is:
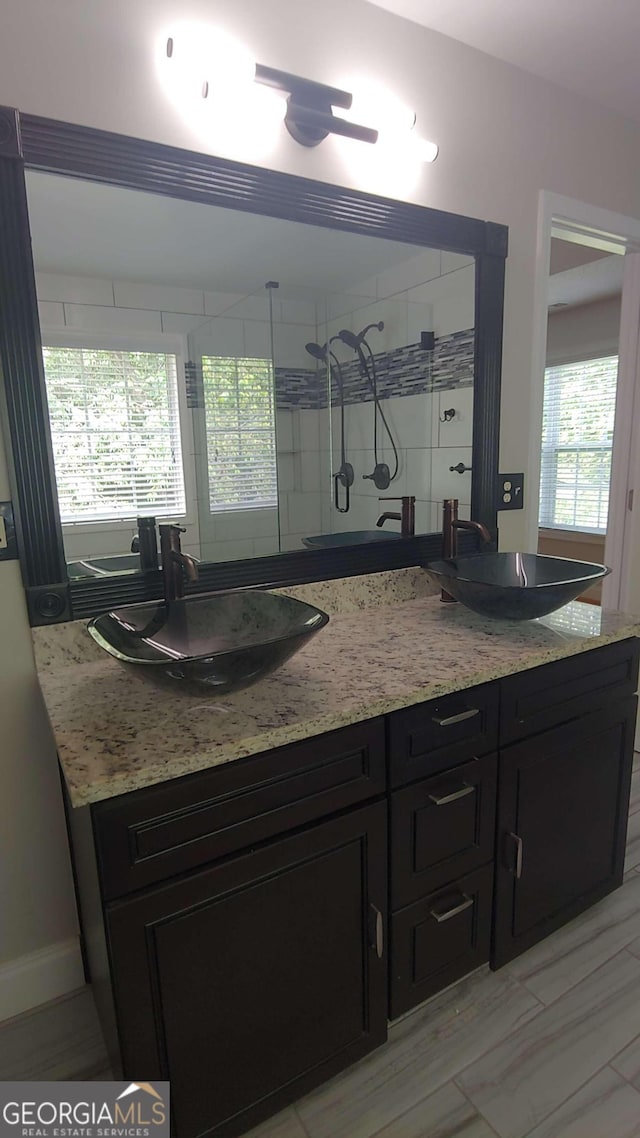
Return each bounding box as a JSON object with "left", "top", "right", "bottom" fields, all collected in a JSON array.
[{"left": 0, "top": 110, "right": 506, "bottom": 623}]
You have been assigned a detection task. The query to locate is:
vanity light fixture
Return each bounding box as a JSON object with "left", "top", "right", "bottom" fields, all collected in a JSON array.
[{"left": 165, "top": 37, "right": 438, "bottom": 158}]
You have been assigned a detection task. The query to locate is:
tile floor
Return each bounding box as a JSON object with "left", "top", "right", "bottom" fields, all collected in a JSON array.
[{"left": 3, "top": 751, "right": 640, "bottom": 1138}]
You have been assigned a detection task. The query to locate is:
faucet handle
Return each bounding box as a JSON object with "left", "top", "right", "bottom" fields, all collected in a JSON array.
[{"left": 159, "top": 522, "right": 186, "bottom": 534}]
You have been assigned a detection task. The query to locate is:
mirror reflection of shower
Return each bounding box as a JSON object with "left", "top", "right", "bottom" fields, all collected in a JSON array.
[
  {"left": 304, "top": 338, "right": 354, "bottom": 513},
  {"left": 336, "top": 321, "right": 399, "bottom": 491}
]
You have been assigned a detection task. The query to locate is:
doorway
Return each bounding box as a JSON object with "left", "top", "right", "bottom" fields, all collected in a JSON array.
[{"left": 529, "top": 192, "right": 640, "bottom": 614}]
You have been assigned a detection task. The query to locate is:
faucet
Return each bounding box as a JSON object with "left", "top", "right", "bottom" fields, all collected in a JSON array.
[
  {"left": 159, "top": 524, "right": 199, "bottom": 603},
  {"left": 441, "top": 498, "right": 492, "bottom": 603},
  {"left": 376, "top": 496, "right": 416, "bottom": 537}
]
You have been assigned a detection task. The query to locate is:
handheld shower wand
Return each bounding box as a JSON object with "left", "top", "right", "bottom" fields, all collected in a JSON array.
[
  {"left": 305, "top": 339, "right": 354, "bottom": 512},
  {"left": 337, "top": 322, "right": 399, "bottom": 490}
]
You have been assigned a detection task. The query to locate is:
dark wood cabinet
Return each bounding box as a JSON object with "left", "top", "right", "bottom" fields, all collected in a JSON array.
[
  {"left": 106, "top": 803, "right": 387, "bottom": 1138},
  {"left": 390, "top": 863, "right": 493, "bottom": 1018},
  {"left": 493, "top": 695, "right": 637, "bottom": 967},
  {"left": 68, "top": 637, "right": 640, "bottom": 1138}
]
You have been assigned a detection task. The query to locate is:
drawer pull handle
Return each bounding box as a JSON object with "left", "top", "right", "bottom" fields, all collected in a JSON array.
[
  {"left": 430, "top": 893, "right": 474, "bottom": 923},
  {"left": 432, "top": 708, "right": 480, "bottom": 727},
  {"left": 508, "top": 832, "right": 524, "bottom": 879},
  {"left": 429, "top": 784, "right": 475, "bottom": 806},
  {"left": 369, "top": 904, "right": 384, "bottom": 958}
]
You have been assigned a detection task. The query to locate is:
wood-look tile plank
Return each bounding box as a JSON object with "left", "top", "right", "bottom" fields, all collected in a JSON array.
[
  {"left": 245, "top": 1107, "right": 308, "bottom": 1138},
  {"left": 297, "top": 969, "right": 540, "bottom": 1138},
  {"left": 372, "top": 1081, "right": 497, "bottom": 1138},
  {"left": 506, "top": 872, "right": 640, "bottom": 1005},
  {"left": 624, "top": 810, "right": 640, "bottom": 872},
  {"left": 0, "top": 987, "right": 107, "bottom": 1082},
  {"left": 522, "top": 1066, "right": 640, "bottom": 1138},
  {"left": 456, "top": 951, "right": 640, "bottom": 1138},
  {"left": 611, "top": 1032, "right": 640, "bottom": 1089}
]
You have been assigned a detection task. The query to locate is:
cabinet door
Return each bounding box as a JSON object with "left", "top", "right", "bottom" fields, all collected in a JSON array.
[
  {"left": 493, "top": 697, "right": 636, "bottom": 968},
  {"left": 106, "top": 802, "right": 387, "bottom": 1138}
]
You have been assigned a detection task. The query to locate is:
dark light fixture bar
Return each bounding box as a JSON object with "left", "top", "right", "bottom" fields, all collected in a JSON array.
[{"left": 255, "top": 64, "right": 378, "bottom": 148}]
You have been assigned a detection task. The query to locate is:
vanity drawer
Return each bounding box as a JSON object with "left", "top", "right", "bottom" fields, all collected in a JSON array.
[
  {"left": 391, "top": 753, "right": 497, "bottom": 907},
  {"left": 93, "top": 718, "right": 386, "bottom": 900},
  {"left": 388, "top": 682, "right": 499, "bottom": 787},
  {"left": 500, "top": 639, "right": 640, "bottom": 745},
  {"left": 390, "top": 864, "right": 493, "bottom": 1018}
]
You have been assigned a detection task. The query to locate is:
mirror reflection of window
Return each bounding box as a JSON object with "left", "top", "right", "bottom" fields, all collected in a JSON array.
[{"left": 202, "top": 355, "right": 277, "bottom": 511}]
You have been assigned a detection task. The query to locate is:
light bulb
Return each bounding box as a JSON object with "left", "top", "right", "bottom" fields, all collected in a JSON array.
[{"left": 345, "top": 81, "right": 417, "bottom": 136}]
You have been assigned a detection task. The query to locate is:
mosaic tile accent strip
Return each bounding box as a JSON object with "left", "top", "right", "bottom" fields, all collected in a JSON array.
[{"left": 274, "top": 328, "right": 474, "bottom": 410}]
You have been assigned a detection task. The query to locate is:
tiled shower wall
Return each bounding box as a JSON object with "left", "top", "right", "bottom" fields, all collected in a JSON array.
[{"left": 37, "top": 253, "right": 475, "bottom": 560}]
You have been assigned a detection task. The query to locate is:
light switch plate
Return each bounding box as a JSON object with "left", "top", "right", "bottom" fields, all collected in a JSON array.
[
  {"left": 497, "top": 473, "right": 524, "bottom": 511},
  {"left": 0, "top": 502, "right": 18, "bottom": 560}
]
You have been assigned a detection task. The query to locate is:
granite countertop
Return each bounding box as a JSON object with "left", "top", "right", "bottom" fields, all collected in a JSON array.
[{"left": 32, "top": 568, "right": 640, "bottom": 808}]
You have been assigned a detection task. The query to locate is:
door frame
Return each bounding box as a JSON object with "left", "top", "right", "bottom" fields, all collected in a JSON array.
[{"left": 528, "top": 191, "right": 640, "bottom": 612}]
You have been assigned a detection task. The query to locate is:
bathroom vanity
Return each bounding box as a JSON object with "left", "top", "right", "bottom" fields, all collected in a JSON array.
[{"left": 33, "top": 572, "right": 640, "bottom": 1138}]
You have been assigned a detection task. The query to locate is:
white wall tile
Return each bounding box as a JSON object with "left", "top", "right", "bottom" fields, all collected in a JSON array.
[
  {"left": 36, "top": 271, "right": 114, "bottom": 306},
  {"left": 406, "top": 447, "right": 432, "bottom": 497},
  {"left": 161, "top": 312, "right": 206, "bottom": 334},
  {"left": 243, "top": 320, "right": 272, "bottom": 359},
  {"left": 374, "top": 247, "right": 442, "bottom": 297},
  {"left": 213, "top": 508, "right": 278, "bottom": 541},
  {"left": 38, "top": 301, "right": 65, "bottom": 329},
  {"left": 214, "top": 538, "right": 255, "bottom": 562},
  {"left": 287, "top": 491, "right": 322, "bottom": 534},
  {"left": 223, "top": 294, "right": 270, "bottom": 321},
  {"left": 441, "top": 251, "right": 475, "bottom": 274},
  {"left": 252, "top": 536, "right": 280, "bottom": 557},
  {"left": 300, "top": 450, "right": 322, "bottom": 493},
  {"left": 279, "top": 299, "right": 317, "bottom": 325},
  {"left": 191, "top": 317, "right": 244, "bottom": 357},
  {"left": 299, "top": 408, "right": 320, "bottom": 452},
  {"left": 280, "top": 535, "right": 307, "bottom": 551},
  {"left": 113, "top": 281, "right": 204, "bottom": 315},
  {"left": 407, "top": 301, "right": 433, "bottom": 347},
  {"left": 437, "top": 388, "right": 474, "bottom": 447},
  {"left": 406, "top": 264, "right": 475, "bottom": 336},
  {"left": 63, "top": 303, "right": 161, "bottom": 333},
  {"left": 277, "top": 454, "right": 295, "bottom": 494},
  {"left": 275, "top": 411, "right": 294, "bottom": 453},
  {"left": 272, "top": 322, "right": 314, "bottom": 368},
  {"left": 203, "top": 290, "right": 246, "bottom": 317},
  {"left": 431, "top": 446, "right": 473, "bottom": 502}
]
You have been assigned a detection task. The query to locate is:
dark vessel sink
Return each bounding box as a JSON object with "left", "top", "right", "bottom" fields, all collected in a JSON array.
[
  {"left": 88, "top": 590, "right": 329, "bottom": 693},
  {"left": 426, "top": 552, "right": 610, "bottom": 621},
  {"left": 67, "top": 554, "right": 140, "bottom": 578},
  {"left": 303, "top": 530, "right": 402, "bottom": 548}
]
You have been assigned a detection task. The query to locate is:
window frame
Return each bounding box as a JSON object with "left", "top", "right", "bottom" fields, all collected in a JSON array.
[
  {"left": 40, "top": 328, "right": 197, "bottom": 535},
  {"left": 538, "top": 350, "right": 618, "bottom": 537}
]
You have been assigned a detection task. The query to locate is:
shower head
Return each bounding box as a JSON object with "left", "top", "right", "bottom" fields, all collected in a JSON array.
[
  {"left": 305, "top": 341, "right": 328, "bottom": 362},
  {"left": 338, "top": 321, "right": 384, "bottom": 350}
]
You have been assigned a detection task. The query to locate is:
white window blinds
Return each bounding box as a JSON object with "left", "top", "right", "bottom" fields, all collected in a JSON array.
[
  {"left": 539, "top": 354, "right": 618, "bottom": 534},
  {"left": 202, "top": 356, "right": 277, "bottom": 510},
  {"left": 42, "top": 347, "right": 186, "bottom": 523}
]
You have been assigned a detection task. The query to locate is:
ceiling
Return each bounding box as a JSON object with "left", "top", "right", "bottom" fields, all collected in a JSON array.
[
  {"left": 25, "top": 171, "right": 426, "bottom": 297},
  {"left": 365, "top": 0, "right": 640, "bottom": 124}
]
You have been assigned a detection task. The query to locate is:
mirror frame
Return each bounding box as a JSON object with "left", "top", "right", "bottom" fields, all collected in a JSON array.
[{"left": 0, "top": 106, "right": 507, "bottom": 625}]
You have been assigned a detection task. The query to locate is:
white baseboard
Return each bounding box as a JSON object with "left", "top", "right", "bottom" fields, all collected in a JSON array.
[{"left": 0, "top": 938, "right": 85, "bottom": 1022}]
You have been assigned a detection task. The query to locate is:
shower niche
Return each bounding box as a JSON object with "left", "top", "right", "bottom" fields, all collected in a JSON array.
[{"left": 26, "top": 168, "right": 475, "bottom": 573}]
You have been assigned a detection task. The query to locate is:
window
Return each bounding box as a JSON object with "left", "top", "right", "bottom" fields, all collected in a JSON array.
[
  {"left": 539, "top": 354, "right": 618, "bottom": 534},
  {"left": 202, "top": 355, "right": 277, "bottom": 511},
  {"left": 42, "top": 346, "right": 186, "bottom": 523}
]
